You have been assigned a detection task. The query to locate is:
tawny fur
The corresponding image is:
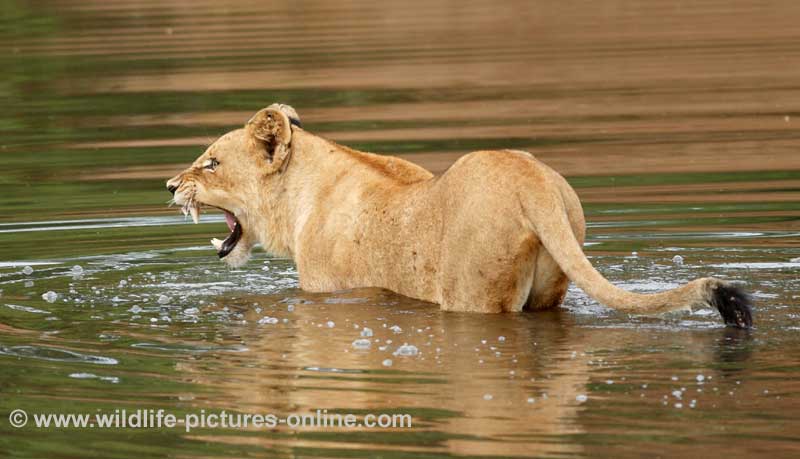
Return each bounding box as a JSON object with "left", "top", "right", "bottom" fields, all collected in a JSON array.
[{"left": 167, "top": 104, "right": 753, "bottom": 326}]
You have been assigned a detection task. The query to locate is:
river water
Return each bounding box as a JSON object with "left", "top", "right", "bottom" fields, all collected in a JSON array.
[{"left": 1, "top": 1, "right": 799, "bottom": 458}]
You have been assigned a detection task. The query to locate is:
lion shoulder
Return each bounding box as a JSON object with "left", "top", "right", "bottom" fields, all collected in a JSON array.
[{"left": 321, "top": 136, "right": 434, "bottom": 184}]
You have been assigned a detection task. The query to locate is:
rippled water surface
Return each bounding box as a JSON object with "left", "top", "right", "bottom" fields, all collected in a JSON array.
[{"left": 1, "top": 1, "right": 799, "bottom": 458}]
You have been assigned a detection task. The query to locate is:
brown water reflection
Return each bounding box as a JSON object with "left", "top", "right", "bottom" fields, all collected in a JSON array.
[
  {"left": 1, "top": 0, "right": 799, "bottom": 458},
  {"left": 142, "top": 287, "right": 800, "bottom": 458}
]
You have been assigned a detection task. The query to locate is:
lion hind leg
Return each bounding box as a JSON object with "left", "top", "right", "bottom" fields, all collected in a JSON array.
[
  {"left": 438, "top": 235, "right": 539, "bottom": 313},
  {"left": 526, "top": 247, "right": 569, "bottom": 310}
]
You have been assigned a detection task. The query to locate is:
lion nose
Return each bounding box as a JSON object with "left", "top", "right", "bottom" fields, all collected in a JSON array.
[{"left": 166, "top": 178, "right": 180, "bottom": 194}]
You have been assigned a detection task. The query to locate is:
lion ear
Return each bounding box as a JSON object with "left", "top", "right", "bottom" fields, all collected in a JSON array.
[{"left": 246, "top": 106, "right": 294, "bottom": 171}]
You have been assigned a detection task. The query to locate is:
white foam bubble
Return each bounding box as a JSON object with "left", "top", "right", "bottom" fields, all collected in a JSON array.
[
  {"left": 351, "top": 339, "right": 371, "bottom": 350},
  {"left": 41, "top": 291, "right": 58, "bottom": 303},
  {"left": 393, "top": 343, "right": 419, "bottom": 357}
]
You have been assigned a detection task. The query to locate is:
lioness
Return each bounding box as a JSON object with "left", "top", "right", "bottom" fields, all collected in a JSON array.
[{"left": 167, "top": 104, "right": 753, "bottom": 328}]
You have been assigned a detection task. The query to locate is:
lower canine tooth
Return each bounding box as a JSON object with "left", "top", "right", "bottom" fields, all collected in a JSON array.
[
  {"left": 211, "top": 238, "right": 223, "bottom": 251},
  {"left": 190, "top": 205, "right": 199, "bottom": 224}
]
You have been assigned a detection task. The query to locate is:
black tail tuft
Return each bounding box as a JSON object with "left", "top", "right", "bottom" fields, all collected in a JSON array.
[{"left": 710, "top": 283, "right": 753, "bottom": 329}]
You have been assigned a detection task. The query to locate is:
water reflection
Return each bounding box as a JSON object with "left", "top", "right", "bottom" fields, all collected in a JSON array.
[
  {"left": 712, "top": 328, "right": 755, "bottom": 370},
  {"left": 168, "top": 297, "right": 586, "bottom": 457}
]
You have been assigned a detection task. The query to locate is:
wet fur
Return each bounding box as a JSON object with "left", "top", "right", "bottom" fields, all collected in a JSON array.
[{"left": 710, "top": 283, "right": 754, "bottom": 328}]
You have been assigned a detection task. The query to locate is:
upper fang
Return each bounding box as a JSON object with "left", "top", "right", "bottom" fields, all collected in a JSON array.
[{"left": 190, "top": 205, "right": 199, "bottom": 224}]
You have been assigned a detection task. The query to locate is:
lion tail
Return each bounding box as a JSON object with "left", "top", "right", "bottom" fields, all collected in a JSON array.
[{"left": 522, "top": 186, "right": 752, "bottom": 328}]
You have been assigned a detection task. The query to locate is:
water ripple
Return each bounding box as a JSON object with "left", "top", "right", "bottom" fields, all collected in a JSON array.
[{"left": 0, "top": 345, "right": 118, "bottom": 365}]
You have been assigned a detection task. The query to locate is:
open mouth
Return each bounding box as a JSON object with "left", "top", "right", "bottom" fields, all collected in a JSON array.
[
  {"left": 211, "top": 210, "right": 243, "bottom": 258},
  {"left": 182, "top": 201, "right": 243, "bottom": 259}
]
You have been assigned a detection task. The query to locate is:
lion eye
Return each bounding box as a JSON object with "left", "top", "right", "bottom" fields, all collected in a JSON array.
[{"left": 203, "top": 158, "right": 219, "bottom": 171}]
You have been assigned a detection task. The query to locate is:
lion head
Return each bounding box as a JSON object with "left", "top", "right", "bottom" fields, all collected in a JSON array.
[{"left": 166, "top": 104, "right": 300, "bottom": 267}]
